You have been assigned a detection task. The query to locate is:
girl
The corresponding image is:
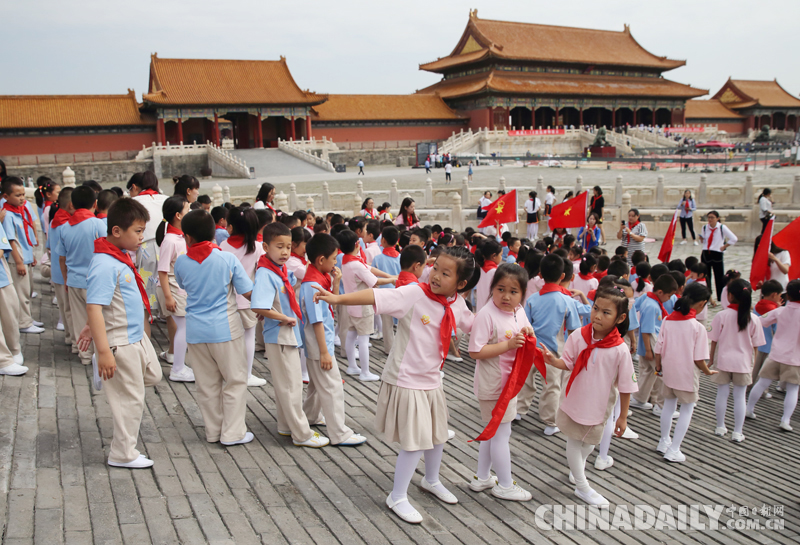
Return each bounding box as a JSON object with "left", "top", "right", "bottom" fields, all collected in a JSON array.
[
  {"left": 220, "top": 207, "right": 267, "bottom": 387},
  {"left": 633, "top": 262, "right": 652, "bottom": 299},
  {"left": 173, "top": 174, "right": 200, "bottom": 203},
  {"left": 377, "top": 202, "right": 393, "bottom": 222},
  {"left": 474, "top": 239, "right": 502, "bottom": 313},
  {"left": 568, "top": 245, "right": 583, "bottom": 273},
  {"left": 524, "top": 251, "right": 544, "bottom": 297},
  {"left": 361, "top": 198, "right": 377, "bottom": 219},
  {"left": 540, "top": 286, "right": 638, "bottom": 507},
  {"left": 394, "top": 197, "right": 419, "bottom": 229},
  {"left": 678, "top": 189, "right": 697, "bottom": 245},
  {"left": 719, "top": 269, "right": 741, "bottom": 310},
  {"left": 578, "top": 213, "right": 601, "bottom": 252},
  {"left": 468, "top": 264, "right": 533, "bottom": 501},
  {"left": 767, "top": 242, "right": 791, "bottom": 290},
  {"left": 525, "top": 191, "right": 541, "bottom": 240},
  {"left": 589, "top": 187, "right": 605, "bottom": 245},
  {"left": 287, "top": 227, "right": 310, "bottom": 282},
  {"left": 155, "top": 196, "right": 194, "bottom": 382},
  {"left": 654, "top": 283, "right": 715, "bottom": 462},
  {"left": 34, "top": 178, "right": 60, "bottom": 242},
  {"left": 313, "top": 247, "right": 479, "bottom": 524},
  {"left": 552, "top": 228, "right": 566, "bottom": 248},
  {"left": 544, "top": 186, "right": 556, "bottom": 236},
  {"left": 709, "top": 279, "right": 765, "bottom": 442},
  {"left": 254, "top": 183, "right": 276, "bottom": 212}
]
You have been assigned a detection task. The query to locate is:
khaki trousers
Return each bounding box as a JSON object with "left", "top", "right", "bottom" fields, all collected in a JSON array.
[
  {"left": 254, "top": 320, "right": 265, "bottom": 353},
  {"left": 753, "top": 351, "right": 769, "bottom": 385},
  {"left": 264, "top": 344, "right": 313, "bottom": 442},
  {"left": 54, "top": 283, "right": 74, "bottom": 346},
  {"left": 381, "top": 315, "right": 395, "bottom": 355},
  {"left": 105, "top": 337, "right": 162, "bottom": 463},
  {"left": 68, "top": 287, "right": 92, "bottom": 364},
  {"left": 633, "top": 355, "right": 663, "bottom": 407},
  {"left": 8, "top": 261, "right": 32, "bottom": 329},
  {"left": 516, "top": 363, "right": 565, "bottom": 426},
  {"left": 188, "top": 338, "right": 249, "bottom": 444},
  {"left": 0, "top": 281, "right": 22, "bottom": 359},
  {"left": 304, "top": 356, "right": 353, "bottom": 444}
]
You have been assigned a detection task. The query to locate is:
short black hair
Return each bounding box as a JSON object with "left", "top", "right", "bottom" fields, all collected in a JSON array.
[
  {"left": 1, "top": 176, "right": 24, "bottom": 196},
  {"left": 291, "top": 226, "right": 311, "bottom": 244},
  {"left": 562, "top": 255, "right": 574, "bottom": 282},
  {"left": 263, "top": 222, "right": 292, "bottom": 245},
  {"left": 181, "top": 210, "right": 215, "bottom": 242},
  {"left": 540, "top": 254, "right": 565, "bottom": 284},
  {"left": 196, "top": 195, "right": 212, "bottom": 205},
  {"left": 410, "top": 228, "right": 430, "bottom": 243},
  {"left": 670, "top": 270, "right": 686, "bottom": 289},
  {"left": 82, "top": 180, "right": 102, "bottom": 193},
  {"left": 597, "top": 254, "right": 610, "bottom": 272},
  {"left": 97, "top": 189, "right": 118, "bottom": 212},
  {"left": 330, "top": 214, "right": 345, "bottom": 226},
  {"left": 107, "top": 198, "right": 150, "bottom": 234},
  {"left": 211, "top": 206, "right": 228, "bottom": 224},
  {"left": 71, "top": 185, "right": 97, "bottom": 210},
  {"left": 335, "top": 228, "right": 359, "bottom": 254},
  {"left": 685, "top": 256, "right": 699, "bottom": 270},
  {"left": 667, "top": 259, "right": 686, "bottom": 273},
  {"left": 760, "top": 279, "right": 783, "bottom": 298},
  {"left": 366, "top": 219, "right": 381, "bottom": 239},
  {"left": 306, "top": 233, "right": 339, "bottom": 264},
  {"left": 280, "top": 214, "right": 300, "bottom": 228},
  {"left": 650, "top": 263, "right": 669, "bottom": 282},
  {"left": 109, "top": 186, "right": 124, "bottom": 197},
  {"left": 653, "top": 274, "right": 678, "bottom": 294},
  {"left": 255, "top": 208, "right": 272, "bottom": 228},
  {"left": 607, "top": 260, "right": 629, "bottom": 278},
  {"left": 631, "top": 250, "right": 647, "bottom": 266},
  {"left": 786, "top": 279, "right": 800, "bottom": 302},
  {"left": 381, "top": 226, "right": 399, "bottom": 247},
  {"left": 400, "top": 244, "right": 427, "bottom": 270},
  {"left": 690, "top": 262, "right": 707, "bottom": 277},
  {"left": 348, "top": 216, "right": 365, "bottom": 232},
  {"left": 615, "top": 245, "right": 628, "bottom": 257}
]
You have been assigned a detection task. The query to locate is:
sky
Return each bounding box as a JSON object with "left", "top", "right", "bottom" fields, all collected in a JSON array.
[{"left": 2, "top": 0, "right": 799, "bottom": 100}]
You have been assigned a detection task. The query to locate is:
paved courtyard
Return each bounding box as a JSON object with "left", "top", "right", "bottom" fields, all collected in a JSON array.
[{"left": 1, "top": 243, "right": 797, "bottom": 544}]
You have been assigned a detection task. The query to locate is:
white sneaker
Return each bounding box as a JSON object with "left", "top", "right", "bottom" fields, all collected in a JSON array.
[
  {"left": 386, "top": 494, "right": 422, "bottom": 524},
  {"left": 664, "top": 448, "right": 686, "bottom": 463},
  {"left": 169, "top": 367, "right": 195, "bottom": 382},
  {"left": 108, "top": 454, "right": 154, "bottom": 469},
  {"left": 302, "top": 373, "right": 309, "bottom": 384},
  {"left": 335, "top": 434, "right": 367, "bottom": 446},
  {"left": 20, "top": 325, "right": 44, "bottom": 334},
  {"left": 447, "top": 429, "right": 455, "bottom": 441},
  {"left": 159, "top": 351, "right": 174, "bottom": 364},
  {"left": 621, "top": 427, "right": 639, "bottom": 440},
  {"left": 629, "top": 398, "right": 652, "bottom": 411},
  {"left": 468, "top": 475, "right": 497, "bottom": 492},
  {"left": 763, "top": 392, "right": 773, "bottom": 399},
  {"left": 730, "top": 432, "right": 745, "bottom": 443},
  {"left": 779, "top": 421, "right": 793, "bottom": 432},
  {"left": 680, "top": 240, "right": 687, "bottom": 245},
  {"left": 419, "top": 477, "right": 458, "bottom": 504},
  {"left": 293, "top": 432, "right": 330, "bottom": 448},
  {"left": 247, "top": 375, "right": 267, "bottom": 387},
  {"left": 575, "top": 487, "right": 609, "bottom": 507},
  {"left": 12, "top": 353, "right": 23, "bottom": 365},
  {"left": 359, "top": 372, "right": 380, "bottom": 382},
  {"left": 656, "top": 437, "right": 672, "bottom": 454},
  {"left": 56, "top": 321, "right": 65, "bottom": 331},
  {"left": 594, "top": 455, "right": 614, "bottom": 470},
  {"left": 693, "top": 241, "right": 698, "bottom": 246},
  {"left": 312, "top": 416, "right": 326, "bottom": 426},
  {"left": 745, "top": 410, "right": 756, "bottom": 420},
  {"left": 445, "top": 354, "right": 463, "bottom": 362},
  {"left": 369, "top": 332, "right": 383, "bottom": 340},
  {"left": 32, "top": 320, "right": 44, "bottom": 327},
  {"left": 543, "top": 426, "right": 560, "bottom": 436},
  {"left": 221, "top": 432, "right": 254, "bottom": 446},
  {"left": 345, "top": 367, "right": 360, "bottom": 376},
  {"left": 31, "top": 291, "right": 39, "bottom": 299},
  {"left": 714, "top": 426, "right": 728, "bottom": 436},
  {"left": 0, "top": 363, "right": 29, "bottom": 376},
  {"left": 569, "top": 472, "right": 575, "bottom": 484},
  {"left": 491, "top": 482, "right": 532, "bottom": 502},
  {"left": 52, "top": 296, "right": 58, "bottom": 305},
  {"left": 514, "top": 414, "right": 522, "bottom": 421}
]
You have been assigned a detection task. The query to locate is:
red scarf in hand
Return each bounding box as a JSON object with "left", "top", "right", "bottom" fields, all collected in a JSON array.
[
  {"left": 666, "top": 310, "right": 696, "bottom": 321},
  {"left": 302, "top": 264, "right": 334, "bottom": 317},
  {"left": 382, "top": 246, "right": 400, "bottom": 258},
  {"left": 396, "top": 271, "right": 418, "bottom": 288},
  {"left": 627, "top": 220, "right": 640, "bottom": 244},
  {"left": 565, "top": 325, "right": 624, "bottom": 396},
  {"left": 257, "top": 255, "right": 303, "bottom": 323},
  {"left": 166, "top": 224, "right": 183, "bottom": 237},
  {"left": 578, "top": 273, "right": 594, "bottom": 281},
  {"left": 94, "top": 238, "right": 151, "bottom": 319},
  {"left": 481, "top": 260, "right": 498, "bottom": 274},
  {"left": 3, "top": 202, "right": 36, "bottom": 246},
  {"left": 50, "top": 209, "right": 71, "bottom": 230},
  {"left": 186, "top": 241, "right": 218, "bottom": 264},
  {"left": 291, "top": 252, "right": 308, "bottom": 266},
  {"left": 755, "top": 299, "right": 779, "bottom": 316},
  {"left": 419, "top": 282, "right": 457, "bottom": 364},
  {"left": 684, "top": 199, "right": 690, "bottom": 212},
  {"left": 226, "top": 234, "right": 246, "bottom": 249},
  {"left": 646, "top": 292, "right": 668, "bottom": 318},
  {"left": 68, "top": 208, "right": 95, "bottom": 226},
  {"left": 138, "top": 189, "right": 160, "bottom": 197},
  {"left": 474, "top": 334, "right": 545, "bottom": 442},
  {"left": 539, "top": 283, "right": 572, "bottom": 296}
]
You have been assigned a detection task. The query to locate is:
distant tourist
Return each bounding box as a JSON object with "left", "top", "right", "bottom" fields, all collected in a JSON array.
[
  {"left": 617, "top": 208, "right": 647, "bottom": 266},
  {"left": 357, "top": 159, "right": 365, "bottom": 175},
  {"left": 758, "top": 188, "right": 773, "bottom": 234},
  {"left": 678, "top": 189, "right": 697, "bottom": 245},
  {"left": 444, "top": 162, "right": 452, "bottom": 183},
  {"left": 589, "top": 186, "right": 605, "bottom": 245},
  {"left": 424, "top": 157, "right": 431, "bottom": 174},
  {"left": 699, "top": 211, "right": 738, "bottom": 300},
  {"left": 253, "top": 183, "right": 276, "bottom": 212},
  {"left": 468, "top": 161, "right": 473, "bottom": 182}
]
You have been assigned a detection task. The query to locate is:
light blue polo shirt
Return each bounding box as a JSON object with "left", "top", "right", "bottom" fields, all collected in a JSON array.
[
  {"left": 299, "top": 281, "right": 335, "bottom": 356},
  {"left": 55, "top": 216, "right": 106, "bottom": 289},
  {"left": 756, "top": 310, "right": 776, "bottom": 354},
  {"left": 48, "top": 223, "right": 67, "bottom": 285},
  {"left": 5, "top": 209, "right": 37, "bottom": 265},
  {"left": 663, "top": 294, "right": 678, "bottom": 315},
  {"left": 635, "top": 295, "right": 663, "bottom": 356},
  {"left": 86, "top": 252, "right": 145, "bottom": 346},
  {"left": 504, "top": 254, "right": 517, "bottom": 264},
  {"left": 174, "top": 249, "right": 253, "bottom": 345},
  {"left": 524, "top": 291, "right": 581, "bottom": 353},
  {"left": 371, "top": 253, "right": 401, "bottom": 289},
  {"left": 251, "top": 265, "right": 303, "bottom": 347},
  {"left": 215, "top": 228, "right": 229, "bottom": 246},
  {"left": 336, "top": 252, "right": 345, "bottom": 293},
  {"left": 628, "top": 299, "right": 640, "bottom": 331}
]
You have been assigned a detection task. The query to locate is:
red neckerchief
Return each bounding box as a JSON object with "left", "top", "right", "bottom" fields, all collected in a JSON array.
[
  {"left": 684, "top": 199, "right": 690, "bottom": 212},
  {"left": 481, "top": 260, "right": 498, "bottom": 274},
  {"left": 501, "top": 241, "right": 508, "bottom": 248},
  {"left": 265, "top": 202, "right": 275, "bottom": 213},
  {"left": 226, "top": 234, "right": 245, "bottom": 249},
  {"left": 363, "top": 208, "right": 376, "bottom": 218},
  {"left": 44, "top": 200, "right": 53, "bottom": 208},
  {"left": 382, "top": 246, "right": 399, "bottom": 258},
  {"left": 627, "top": 220, "right": 640, "bottom": 244},
  {"left": 630, "top": 266, "right": 636, "bottom": 276},
  {"left": 728, "top": 303, "right": 739, "bottom": 311},
  {"left": 644, "top": 278, "right": 653, "bottom": 285},
  {"left": 50, "top": 209, "right": 71, "bottom": 230},
  {"left": 419, "top": 282, "right": 456, "bottom": 364},
  {"left": 755, "top": 299, "right": 779, "bottom": 316},
  {"left": 343, "top": 252, "right": 366, "bottom": 266},
  {"left": 396, "top": 271, "right": 418, "bottom": 287},
  {"left": 94, "top": 238, "right": 151, "bottom": 320},
  {"left": 591, "top": 195, "right": 601, "bottom": 210},
  {"left": 166, "top": 224, "right": 183, "bottom": 237},
  {"left": 565, "top": 325, "right": 624, "bottom": 396},
  {"left": 508, "top": 251, "right": 518, "bottom": 261},
  {"left": 646, "top": 292, "right": 668, "bottom": 318},
  {"left": 587, "top": 289, "right": 597, "bottom": 301},
  {"left": 578, "top": 272, "right": 594, "bottom": 281},
  {"left": 302, "top": 264, "right": 334, "bottom": 317},
  {"left": 594, "top": 270, "right": 608, "bottom": 280},
  {"left": 96, "top": 212, "right": 107, "bottom": 219},
  {"left": 138, "top": 189, "right": 159, "bottom": 197},
  {"left": 403, "top": 211, "right": 417, "bottom": 227},
  {"left": 684, "top": 270, "right": 691, "bottom": 278},
  {"left": 68, "top": 208, "right": 95, "bottom": 226},
  {"left": 291, "top": 252, "right": 307, "bottom": 266},
  {"left": 666, "top": 310, "right": 696, "bottom": 321},
  {"left": 3, "top": 202, "right": 36, "bottom": 246},
  {"left": 706, "top": 225, "right": 717, "bottom": 250},
  {"left": 257, "top": 256, "right": 303, "bottom": 323},
  {"left": 539, "top": 283, "right": 572, "bottom": 296},
  {"left": 186, "top": 241, "right": 218, "bottom": 264},
  {"left": 256, "top": 234, "right": 263, "bottom": 243}
]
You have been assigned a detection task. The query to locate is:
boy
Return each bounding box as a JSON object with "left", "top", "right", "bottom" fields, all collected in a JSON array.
[
  {"left": 251, "top": 222, "right": 329, "bottom": 448},
  {"left": 0, "top": 207, "right": 25, "bottom": 375},
  {"left": 505, "top": 237, "right": 521, "bottom": 264},
  {"left": 211, "top": 206, "right": 229, "bottom": 245},
  {"left": 174, "top": 210, "right": 255, "bottom": 446},
  {"left": 82, "top": 198, "right": 162, "bottom": 468},
  {"left": 409, "top": 228, "right": 429, "bottom": 248},
  {"left": 197, "top": 194, "right": 212, "bottom": 211},
  {"left": 57, "top": 186, "right": 107, "bottom": 363},
  {"left": 520, "top": 254, "right": 582, "bottom": 435},
  {"left": 371, "top": 227, "right": 402, "bottom": 352},
  {"left": 630, "top": 274, "right": 679, "bottom": 417},
  {"left": 96, "top": 189, "right": 118, "bottom": 224},
  {"left": 362, "top": 220, "right": 381, "bottom": 265},
  {"left": 299, "top": 234, "right": 367, "bottom": 446},
  {"left": 501, "top": 231, "right": 512, "bottom": 259},
  {"left": 396, "top": 245, "right": 426, "bottom": 288},
  {"left": 49, "top": 188, "right": 76, "bottom": 352},
  {"left": 594, "top": 254, "right": 610, "bottom": 279},
  {"left": 614, "top": 245, "right": 628, "bottom": 263},
  {"left": 664, "top": 271, "right": 686, "bottom": 314},
  {"left": 684, "top": 256, "right": 699, "bottom": 278},
  {"left": 2, "top": 177, "right": 43, "bottom": 334}
]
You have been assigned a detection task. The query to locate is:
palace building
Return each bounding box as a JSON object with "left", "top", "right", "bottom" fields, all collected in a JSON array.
[{"left": 712, "top": 78, "right": 800, "bottom": 132}]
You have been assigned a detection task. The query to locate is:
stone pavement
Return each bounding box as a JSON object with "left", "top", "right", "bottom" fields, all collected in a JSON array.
[{"left": 1, "top": 243, "right": 798, "bottom": 544}]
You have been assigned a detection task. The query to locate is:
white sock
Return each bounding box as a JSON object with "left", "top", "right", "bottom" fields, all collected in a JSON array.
[
  {"left": 715, "top": 383, "right": 730, "bottom": 428},
  {"left": 172, "top": 316, "right": 187, "bottom": 374},
  {"left": 423, "top": 444, "right": 451, "bottom": 496},
  {"left": 243, "top": 326, "right": 256, "bottom": 378},
  {"left": 566, "top": 437, "right": 591, "bottom": 493},
  {"left": 391, "top": 449, "right": 421, "bottom": 515},
  {"left": 345, "top": 330, "right": 358, "bottom": 369},
  {"left": 476, "top": 440, "right": 492, "bottom": 481},
  {"left": 660, "top": 397, "right": 678, "bottom": 440},
  {"left": 783, "top": 383, "right": 799, "bottom": 424},
  {"left": 357, "top": 334, "right": 371, "bottom": 376},
  {"left": 670, "top": 402, "right": 695, "bottom": 451},
  {"left": 733, "top": 385, "right": 747, "bottom": 434},
  {"left": 490, "top": 422, "right": 513, "bottom": 488},
  {"left": 747, "top": 378, "right": 771, "bottom": 414},
  {"left": 597, "top": 397, "right": 620, "bottom": 461}
]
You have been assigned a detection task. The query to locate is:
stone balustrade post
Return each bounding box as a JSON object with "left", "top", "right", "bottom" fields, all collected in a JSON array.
[
  {"left": 536, "top": 175, "right": 544, "bottom": 198},
  {"left": 356, "top": 180, "right": 364, "bottom": 201},
  {"left": 698, "top": 174, "right": 707, "bottom": 206},
  {"left": 223, "top": 186, "right": 231, "bottom": 204},
  {"left": 353, "top": 194, "right": 362, "bottom": 218},
  {"left": 574, "top": 175, "right": 583, "bottom": 197},
  {"left": 499, "top": 176, "right": 506, "bottom": 193},
  {"left": 744, "top": 174, "right": 754, "bottom": 206},
  {"left": 615, "top": 175, "right": 624, "bottom": 206},
  {"left": 306, "top": 195, "right": 315, "bottom": 213},
  {"left": 390, "top": 179, "right": 400, "bottom": 208},
  {"left": 656, "top": 175, "right": 664, "bottom": 204},
  {"left": 793, "top": 174, "right": 800, "bottom": 205},
  {"left": 61, "top": 166, "right": 76, "bottom": 188},
  {"left": 450, "top": 192, "right": 463, "bottom": 232},
  {"left": 322, "top": 181, "right": 331, "bottom": 210},
  {"left": 212, "top": 184, "right": 223, "bottom": 207},
  {"left": 621, "top": 191, "right": 631, "bottom": 210},
  {"left": 289, "top": 183, "right": 298, "bottom": 210},
  {"left": 425, "top": 178, "right": 433, "bottom": 207},
  {"left": 461, "top": 176, "right": 470, "bottom": 207},
  {"left": 274, "top": 191, "right": 288, "bottom": 211}
]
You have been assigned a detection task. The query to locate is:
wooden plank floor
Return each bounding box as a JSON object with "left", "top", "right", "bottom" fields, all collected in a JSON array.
[{"left": 1, "top": 269, "right": 797, "bottom": 544}]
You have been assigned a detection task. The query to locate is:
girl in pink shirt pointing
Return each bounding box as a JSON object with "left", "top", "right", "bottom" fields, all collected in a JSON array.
[
  {"left": 540, "top": 286, "right": 638, "bottom": 507},
  {"left": 313, "top": 246, "right": 480, "bottom": 525}
]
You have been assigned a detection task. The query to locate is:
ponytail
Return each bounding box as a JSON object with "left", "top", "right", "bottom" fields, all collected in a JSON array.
[
  {"left": 727, "top": 279, "right": 753, "bottom": 331},
  {"left": 635, "top": 262, "right": 651, "bottom": 293},
  {"left": 227, "top": 206, "right": 259, "bottom": 254},
  {"left": 156, "top": 195, "right": 188, "bottom": 246},
  {"left": 475, "top": 239, "right": 502, "bottom": 268},
  {"left": 673, "top": 282, "right": 710, "bottom": 315},
  {"left": 34, "top": 176, "right": 57, "bottom": 209}
]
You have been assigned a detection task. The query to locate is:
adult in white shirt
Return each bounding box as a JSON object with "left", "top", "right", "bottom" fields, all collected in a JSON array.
[
  {"left": 699, "top": 210, "right": 738, "bottom": 300},
  {"left": 757, "top": 188, "right": 773, "bottom": 234},
  {"left": 444, "top": 162, "right": 452, "bottom": 183},
  {"left": 525, "top": 190, "right": 541, "bottom": 240},
  {"left": 768, "top": 242, "right": 791, "bottom": 289},
  {"left": 478, "top": 191, "right": 493, "bottom": 234}
]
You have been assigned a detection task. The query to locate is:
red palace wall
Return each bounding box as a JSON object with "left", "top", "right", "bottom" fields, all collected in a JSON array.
[
  {"left": 311, "top": 123, "right": 467, "bottom": 144},
  {"left": 462, "top": 108, "right": 491, "bottom": 131},
  {"left": 0, "top": 131, "right": 157, "bottom": 156}
]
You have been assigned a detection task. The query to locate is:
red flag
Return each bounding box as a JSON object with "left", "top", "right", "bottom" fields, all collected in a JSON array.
[
  {"left": 548, "top": 191, "right": 589, "bottom": 230},
  {"left": 750, "top": 218, "right": 773, "bottom": 288},
  {"left": 477, "top": 189, "right": 518, "bottom": 229},
  {"left": 773, "top": 216, "right": 800, "bottom": 281},
  {"left": 658, "top": 209, "right": 681, "bottom": 263}
]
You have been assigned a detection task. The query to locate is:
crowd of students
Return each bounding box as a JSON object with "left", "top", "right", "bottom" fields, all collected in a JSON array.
[{"left": 1, "top": 170, "right": 798, "bottom": 526}]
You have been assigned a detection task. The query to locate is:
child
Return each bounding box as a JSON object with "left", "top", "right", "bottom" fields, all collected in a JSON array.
[
  {"left": 687, "top": 262, "right": 710, "bottom": 322},
  {"left": 287, "top": 226, "right": 309, "bottom": 282},
  {"left": 314, "top": 246, "right": 479, "bottom": 524},
  {"left": 396, "top": 245, "right": 426, "bottom": 288},
  {"left": 520, "top": 254, "right": 582, "bottom": 434},
  {"left": 372, "top": 226, "right": 402, "bottom": 353},
  {"left": 0, "top": 207, "right": 24, "bottom": 375},
  {"left": 48, "top": 188, "right": 74, "bottom": 350},
  {"left": 709, "top": 279, "right": 765, "bottom": 442},
  {"left": 299, "top": 234, "right": 367, "bottom": 446},
  {"left": 474, "top": 239, "right": 502, "bottom": 312},
  {"left": 540, "top": 286, "right": 638, "bottom": 506},
  {"left": 719, "top": 269, "right": 741, "bottom": 310},
  {"left": 504, "top": 237, "right": 520, "bottom": 264},
  {"left": 212, "top": 206, "right": 229, "bottom": 245},
  {"left": 363, "top": 220, "right": 382, "bottom": 265},
  {"left": 2, "top": 177, "right": 42, "bottom": 334},
  {"left": 34, "top": 178, "right": 60, "bottom": 243},
  {"left": 544, "top": 185, "right": 555, "bottom": 235},
  {"left": 752, "top": 279, "right": 782, "bottom": 389},
  {"left": 155, "top": 196, "right": 194, "bottom": 382},
  {"left": 747, "top": 280, "right": 800, "bottom": 431},
  {"left": 654, "top": 283, "right": 715, "bottom": 462},
  {"left": 614, "top": 245, "right": 628, "bottom": 264},
  {"left": 82, "top": 198, "right": 162, "bottom": 468},
  {"left": 468, "top": 264, "right": 533, "bottom": 501},
  {"left": 220, "top": 206, "right": 268, "bottom": 387},
  {"left": 250, "top": 222, "right": 329, "bottom": 448},
  {"left": 174, "top": 210, "right": 255, "bottom": 446},
  {"left": 632, "top": 262, "right": 652, "bottom": 299},
  {"left": 57, "top": 186, "right": 107, "bottom": 363},
  {"left": 96, "top": 189, "right": 118, "bottom": 224}
]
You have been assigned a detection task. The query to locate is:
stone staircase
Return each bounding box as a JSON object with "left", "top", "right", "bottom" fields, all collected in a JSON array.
[{"left": 228, "top": 148, "right": 331, "bottom": 178}]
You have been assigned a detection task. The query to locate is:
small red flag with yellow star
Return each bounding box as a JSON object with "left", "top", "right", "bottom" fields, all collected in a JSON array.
[
  {"left": 548, "top": 191, "right": 589, "bottom": 230},
  {"left": 477, "top": 189, "right": 519, "bottom": 229}
]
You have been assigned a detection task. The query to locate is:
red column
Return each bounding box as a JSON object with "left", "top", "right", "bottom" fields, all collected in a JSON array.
[
  {"left": 305, "top": 116, "right": 312, "bottom": 138},
  {"left": 177, "top": 118, "right": 184, "bottom": 144},
  {"left": 256, "top": 113, "right": 263, "bottom": 148},
  {"left": 156, "top": 118, "right": 165, "bottom": 145},
  {"left": 487, "top": 107, "right": 493, "bottom": 129},
  {"left": 770, "top": 113, "right": 774, "bottom": 128},
  {"left": 579, "top": 108, "right": 584, "bottom": 126},
  {"left": 554, "top": 107, "right": 560, "bottom": 128},
  {"left": 213, "top": 113, "right": 220, "bottom": 145},
  {"left": 290, "top": 115, "right": 296, "bottom": 140},
  {"left": 532, "top": 107, "right": 537, "bottom": 129},
  {"left": 612, "top": 108, "right": 617, "bottom": 127},
  {"left": 633, "top": 108, "right": 638, "bottom": 125}
]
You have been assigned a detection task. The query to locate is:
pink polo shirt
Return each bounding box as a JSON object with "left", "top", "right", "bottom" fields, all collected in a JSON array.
[
  {"left": 374, "top": 284, "right": 474, "bottom": 390},
  {"left": 342, "top": 260, "right": 378, "bottom": 318},
  {"left": 364, "top": 241, "right": 381, "bottom": 265},
  {"left": 655, "top": 318, "right": 710, "bottom": 392},
  {"left": 571, "top": 275, "right": 598, "bottom": 302},
  {"left": 419, "top": 264, "right": 433, "bottom": 284},
  {"left": 475, "top": 267, "right": 497, "bottom": 312},
  {"left": 708, "top": 308, "right": 766, "bottom": 373},
  {"left": 558, "top": 330, "right": 638, "bottom": 426},
  {"left": 527, "top": 275, "right": 545, "bottom": 298},
  {"left": 220, "top": 240, "right": 265, "bottom": 309},
  {"left": 157, "top": 232, "right": 187, "bottom": 298},
  {"left": 286, "top": 255, "right": 306, "bottom": 282},
  {"left": 634, "top": 282, "right": 652, "bottom": 299},
  {"left": 759, "top": 302, "right": 800, "bottom": 366},
  {"left": 468, "top": 300, "right": 531, "bottom": 400}
]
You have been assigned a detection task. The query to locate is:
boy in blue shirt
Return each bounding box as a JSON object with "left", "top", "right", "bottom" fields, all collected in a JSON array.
[
  {"left": 371, "top": 226, "right": 401, "bottom": 353},
  {"left": 299, "top": 233, "right": 366, "bottom": 446},
  {"left": 752, "top": 280, "right": 782, "bottom": 391},
  {"left": 252, "top": 222, "right": 329, "bottom": 448},
  {"left": 174, "top": 210, "right": 254, "bottom": 446},
  {"left": 2, "top": 177, "right": 42, "bottom": 334},
  {"left": 520, "top": 254, "right": 582, "bottom": 435},
  {"left": 0, "top": 208, "right": 25, "bottom": 375},
  {"left": 82, "top": 198, "right": 162, "bottom": 468},
  {"left": 630, "top": 274, "right": 678, "bottom": 417},
  {"left": 48, "top": 188, "right": 76, "bottom": 352},
  {"left": 56, "top": 186, "right": 107, "bottom": 364},
  {"left": 211, "top": 206, "right": 229, "bottom": 245},
  {"left": 96, "top": 189, "right": 118, "bottom": 227}
]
